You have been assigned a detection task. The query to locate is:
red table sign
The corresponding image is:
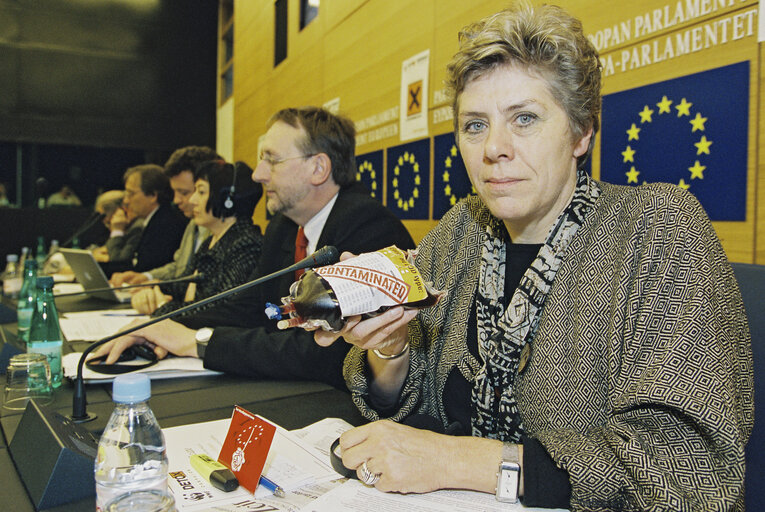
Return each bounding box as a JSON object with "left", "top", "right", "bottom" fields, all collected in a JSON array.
[{"left": 217, "top": 406, "right": 276, "bottom": 493}]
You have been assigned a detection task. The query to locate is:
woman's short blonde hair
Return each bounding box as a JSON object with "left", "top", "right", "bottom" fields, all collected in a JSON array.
[{"left": 446, "top": 2, "right": 601, "bottom": 168}]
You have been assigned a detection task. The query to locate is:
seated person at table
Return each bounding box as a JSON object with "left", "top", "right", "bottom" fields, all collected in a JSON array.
[
  {"left": 111, "top": 145, "right": 220, "bottom": 286},
  {"left": 91, "top": 107, "right": 415, "bottom": 390},
  {"left": 131, "top": 160, "right": 263, "bottom": 320},
  {"left": 313, "top": 4, "right": 753, "bottom": 510},
  {"left": 93, "top": 199, "right": 144, "bottom": 264},
  {"left": 102, "top": 164, "right": 187, "bottom": 276}
]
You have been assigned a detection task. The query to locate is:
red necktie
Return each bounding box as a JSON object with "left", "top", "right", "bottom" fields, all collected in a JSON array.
[{"left": 295, "top": 226, "right": 308, "bottom": 280}]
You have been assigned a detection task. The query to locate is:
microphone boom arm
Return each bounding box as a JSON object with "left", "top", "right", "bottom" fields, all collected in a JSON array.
[{"left": 70, "top": 245, "right": 339, "bottom": 422}]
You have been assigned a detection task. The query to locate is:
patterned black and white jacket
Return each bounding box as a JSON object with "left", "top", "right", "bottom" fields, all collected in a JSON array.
[
  {"left": 345, "top": 181, "right": 753, "bottom": 511},
  {"left": 152, "top": 218, "right": 262, "bottom": 320}
]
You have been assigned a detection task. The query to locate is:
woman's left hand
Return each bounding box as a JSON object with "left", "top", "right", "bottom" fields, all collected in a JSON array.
[
  {"left": 131, "top": 285, "right": 170, "bottom": 315},
  {"left": 339, "top": 420, "right": 450, "bottom": 494}
]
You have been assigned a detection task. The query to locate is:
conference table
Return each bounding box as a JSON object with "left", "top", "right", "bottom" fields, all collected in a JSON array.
[{"left": 0, "top": 294, "right": 365, "bottom": 511}]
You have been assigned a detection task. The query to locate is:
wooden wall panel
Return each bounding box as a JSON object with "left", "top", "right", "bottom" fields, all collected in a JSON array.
[{"left": 229, "top": 0, "right": 762, "bottom": 263}]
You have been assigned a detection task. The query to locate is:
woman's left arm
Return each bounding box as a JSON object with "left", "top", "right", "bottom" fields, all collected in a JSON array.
[{"left": 339, "top": 420, "right": 514, "bottom": 495}]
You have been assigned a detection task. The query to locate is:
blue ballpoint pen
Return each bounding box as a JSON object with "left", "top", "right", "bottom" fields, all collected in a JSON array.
[{"left": 259, "top": 475, "right": 285, "bottom": 497}]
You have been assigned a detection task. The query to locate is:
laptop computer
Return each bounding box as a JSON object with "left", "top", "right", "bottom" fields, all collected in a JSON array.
[{"left": 59, "top": 248, "right": 132, "bottom": 303}]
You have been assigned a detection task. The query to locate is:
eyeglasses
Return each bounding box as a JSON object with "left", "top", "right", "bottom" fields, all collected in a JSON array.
[{"left": 259, "top": 154, "right": 316, "bottom": 169}]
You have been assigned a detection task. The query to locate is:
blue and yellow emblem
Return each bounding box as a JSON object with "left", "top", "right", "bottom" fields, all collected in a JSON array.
[
  {"left": 386, "top": 139, "right": 430, "bottom": 219},
  {"left": 600, "top": 61, "right": 748, "bottom": 221}
]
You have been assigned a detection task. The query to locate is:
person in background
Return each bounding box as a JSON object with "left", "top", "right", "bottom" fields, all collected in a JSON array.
[
  {"left": 94, "top": 205, "right": 144, "bottom": 264},
  {"left": 313, "top": 4, "right": 753, "bottom": 510},
  {"left": 101, "top": 164, "right": 186, "bottom": 276},
  {"left": 94, "top": 190, "right": 126, "bottom": 231},
  {"left": 91, "top": 190, "right": 141, "bottom": 264},
  {"left": 91, "top": 107, "right": 415, "bottom": 390},
  {"left": 131, "top": 160, "right": 263, "bottom": 320},
  {"left": 110, "top": 146, "right": 220, "bottom": 287},
  {"left": 0, "top": 182, "right": 11, "bottom": 207},
  {"left": 46, "top": 184, "right": 82, "bottom": 207}
]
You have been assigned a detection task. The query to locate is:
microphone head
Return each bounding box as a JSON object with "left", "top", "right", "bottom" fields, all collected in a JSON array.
[
  {"left": 310, "top": 246, "right": 339, "bottom": 267},
  {"left": 192, "top": 272, "right": 205, "bottom": 283}
]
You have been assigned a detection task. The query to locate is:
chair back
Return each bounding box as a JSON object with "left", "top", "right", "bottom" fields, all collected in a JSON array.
[{"left": 730, "top": 262, "right": 764, "bottom": 510}]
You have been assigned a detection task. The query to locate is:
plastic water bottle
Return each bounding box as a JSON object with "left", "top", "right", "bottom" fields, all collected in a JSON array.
[
  {"left": 95, "top": 374, "right": 170, "bottom": 512},
  {"left": 17, "top": 259, "right": 38, "bottom": 342},
  {"left": 27, "top": 276, "right": 63, "bottom": 388},
  {"left": 2, "top": 254, "right": 21, "bottom": 298}
]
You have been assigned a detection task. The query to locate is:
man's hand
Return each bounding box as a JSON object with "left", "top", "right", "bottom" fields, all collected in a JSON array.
[
  {"left": 111, "top": 271, "right": 149, "bottom": 286},
  {"left": 110, "top": 207, "right": 128, "bottom": 232},
  {"left": 92, "top": 246, "right": 109, "bottom": 263},
  {"left": 88, "top": 318, "right": 200, "bottom": 364}
]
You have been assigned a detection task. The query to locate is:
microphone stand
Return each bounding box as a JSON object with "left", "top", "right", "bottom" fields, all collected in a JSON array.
[
  {"left": 61, "top": 212, "right": 106, "bottom": 248},
  {"left": 68, "top": 245, "right": 339, "bottom": 422},
  {"left": 54, "top": 273, "right": 205, "bottom": 298}
]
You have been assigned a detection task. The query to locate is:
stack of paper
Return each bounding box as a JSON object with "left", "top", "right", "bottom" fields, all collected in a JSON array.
[
  {"left": 164, "top": 417, "right": 352, "bottom": 511},
  {"left": 59, "top": 309, "right": 147, "bottom": 342}
]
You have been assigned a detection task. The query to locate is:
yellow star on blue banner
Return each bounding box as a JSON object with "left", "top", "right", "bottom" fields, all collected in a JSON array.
[
  {"left": 600, "top": 62, "right": 748, "bottom": 221},
  {"left": 433, "top": 133, "right": 475, "bottom": 219},
  {"left": 355, "top": 150, "right": 384, "bottom": 201}
]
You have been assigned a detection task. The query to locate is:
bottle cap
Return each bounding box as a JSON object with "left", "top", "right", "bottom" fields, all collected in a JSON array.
[
  {"left": 35, "top": 276, "right": 54, "bottom": 289},
  {"left": 264, "top": 302, "right": 282, "bottom": 320},
  {"left": 112, "top": 373, "right": 151, "bottom": 403},
  {"left": 7, "top": 254, "right": 18, "bottom": 262}
]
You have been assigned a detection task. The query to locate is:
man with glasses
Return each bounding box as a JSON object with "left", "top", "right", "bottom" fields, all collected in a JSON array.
[
  {"left": 102, "top": 164, "right": 187, "bottom": 276},
  {"left": 92, "top": 107, "right": 415, "bottom": 390}
]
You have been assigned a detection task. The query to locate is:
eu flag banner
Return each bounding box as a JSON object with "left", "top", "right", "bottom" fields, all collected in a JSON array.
[
  {"left": 433, "top": 133, "right": 475, "bottom": 220},
  {"left": 600, "top": 61, "right": 748, "bottom": 221},
  {"left": 355, "top": 150, "right": 384, "bottom": 201},
  {"left": 386, "top": 138, "right": 430, "bottom": 220}
]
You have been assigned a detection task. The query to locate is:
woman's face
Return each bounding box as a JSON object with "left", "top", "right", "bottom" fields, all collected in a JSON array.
[
  {"left": 456, "top": 63, "right": 591, "bottom": 243},
  {"left": 189, "top": 179, "right": 216, "bottom": 228}
]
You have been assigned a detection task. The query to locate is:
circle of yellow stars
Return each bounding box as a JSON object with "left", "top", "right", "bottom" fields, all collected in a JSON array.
[
  {"left": 441, "top": 144, "right": 476, "bottom": 206},
  {"left": 620, "top": 95, "right": 712, "bottom": 191},
  {"left": 392, "top": 151, "right": 421, "bottom": 212},
  {"left": 356, "top": 160, "right": 378, "bottom": 198}
]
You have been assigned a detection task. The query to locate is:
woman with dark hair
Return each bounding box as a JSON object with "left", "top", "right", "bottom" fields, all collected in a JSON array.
[{"left": 131, "top": 160, "right": 263, "bottom": 319}]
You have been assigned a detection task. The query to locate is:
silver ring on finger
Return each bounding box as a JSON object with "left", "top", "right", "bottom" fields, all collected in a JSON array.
[{"left": 358, "top": 461, "right": 381, "bottom": 485}]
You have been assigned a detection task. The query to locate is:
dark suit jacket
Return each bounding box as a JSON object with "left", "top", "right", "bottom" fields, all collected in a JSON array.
[
  {"left": 181, "top": 182, "right": 415, "bottom": 389},
  {"left": 102, "top": 204, "right": 187, "bottom": 275}
]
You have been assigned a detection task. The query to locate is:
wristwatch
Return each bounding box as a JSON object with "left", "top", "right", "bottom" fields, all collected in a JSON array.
[
  {"left": 495, "top": 443, "right": 521, "bottom": 503},
  {"left": 195, "top": 327, "right": 214, "bottom": 359}
]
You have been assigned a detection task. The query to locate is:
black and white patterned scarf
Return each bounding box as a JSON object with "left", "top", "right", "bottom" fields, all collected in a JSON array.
[{"left": 471, "top": 170, "right": 601, "bottom": 441}]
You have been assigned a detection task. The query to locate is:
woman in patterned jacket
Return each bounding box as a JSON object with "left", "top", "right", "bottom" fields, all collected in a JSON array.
[
  {"left": 315, "top": 3, "right": 753, "bottom": 510},
  {"left": 131, "top": 160, "right": 263, "bottom": 320}
]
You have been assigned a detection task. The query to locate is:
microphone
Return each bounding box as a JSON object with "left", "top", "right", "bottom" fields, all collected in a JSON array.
[
  {"left": 54, "top": 273, "right": 206, "bottom": 298},
  {"left": 61, "top": 212, "right": 106, "bottom": 248},
  {"left": 69, "top": 245, "right": 339, "bottom": 422}
]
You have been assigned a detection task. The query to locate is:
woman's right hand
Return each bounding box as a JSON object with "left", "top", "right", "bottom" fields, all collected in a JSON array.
[
  {"left": 313, "top": 306, "right": 417, "bottom": 355},
  {"left": 312, "top": 251, "right": 417, "bottom": 354}
]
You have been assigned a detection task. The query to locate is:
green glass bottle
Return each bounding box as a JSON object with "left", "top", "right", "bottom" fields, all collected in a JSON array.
[
  {"left": 27, "top": 276, "right": 63, "bottom": 388},
  {"left": 17, "top": 259, "right": 39, "bottom": 342},
  {"left": 35, "top": 236, "right": 47, "bottom": 269}
]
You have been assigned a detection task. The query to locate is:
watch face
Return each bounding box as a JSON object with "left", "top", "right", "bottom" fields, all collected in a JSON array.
[
  {"left": 196, "top": 327, "right": 213, "bottom": 343},
  {"left": 497, "top": 463, "right": 520, "bottom": 502}
]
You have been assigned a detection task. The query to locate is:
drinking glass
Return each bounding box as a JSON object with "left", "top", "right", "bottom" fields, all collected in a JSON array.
[{"left": 2, "top": 353, "right": 53, "bottom": 411}]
